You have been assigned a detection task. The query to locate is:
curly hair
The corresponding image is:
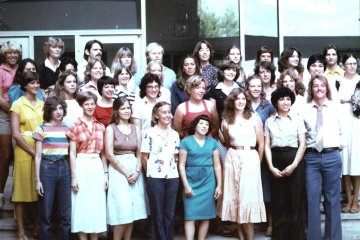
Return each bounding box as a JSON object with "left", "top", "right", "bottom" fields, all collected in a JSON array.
[
  {"left": 43, "top": 37, "right": 65, "bottom": 58},
  {"left": 306, "top": 74, "right": 332, "bottom": 103},
  {"left": 43, "top": 96, "right": 67, "bottom": 122},
  {"left": 188, "top": 114, "right": 212, "bottom": 136},
  {"left": 113, "top": 65, "right": 133, "bottom": 85},
  {"left": 277, "top": 69, "right": 306, "bottom": 96},
  {"left": 54, "top": 71, "right": 78, "bottom": 99},
  {"left": 110, "top": 97, "right": 131, "bottom": 124},
  {"left": 13, "top": 58, "right": 38, "bottom": 85},
  {"left": 176, "top": 54, "right": 200, "bottom": 90},
  {"left": 254, "top": 61, "right": 276, "bottom": 86},
  {"left": 193, "top": 40, "right": 215, "bottom": 65},
  {"left": 151, "top": 101, "right": 171, "bottom": 127},
  {"left": 139, "top": 73, "right": 162, "bottom": 99},
  {"left": 84, "top": 58, "right": 106, "bottom": 84},
  {"left": 111, "top": 47, "right": 137, "bottom": 74},
  {"left": 270, "top": 87, "right": 295, "bottom": 110},
  {"left": 184, "top": 75, "right": 208, "bottom": 97},
  {"left": 218, "top": 60, "right": 240, "bottom": 82},
  {"left": 245, "top": 75, "right": 267, "bottom": 108},
  {"left": 255, "top": 46, "right": 274, "bottom": 65},
  {"left": 223, "top": 88, "right": 252, "bottom": 124},
  {"left": 278, "top": 47, "right": 304, "bottom": 73}
]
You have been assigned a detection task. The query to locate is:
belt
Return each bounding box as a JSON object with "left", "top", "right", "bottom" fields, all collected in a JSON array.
[
  {"left": 271, "top": 147, "right": 297, "bottom": 152},
  {"left": 42, "top": 156, "right": 66, "bottom": 162},
  {"left": 230, "top": 146, "right": 255, "bottom": 150},
  {"left": 306, "top": 147, "right": 339, "bottom": 154}
]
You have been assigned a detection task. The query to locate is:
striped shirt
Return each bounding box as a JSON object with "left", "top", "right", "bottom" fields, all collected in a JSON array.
[
  {"left": 66, "top": 117, "right": 105, "bottom": 154},
  {"left": 33, "top": 124, "right": 70, "bottom": 159}
]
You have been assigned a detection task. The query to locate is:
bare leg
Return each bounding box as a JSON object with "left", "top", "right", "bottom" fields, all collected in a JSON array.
[
  {"left": 89, "top": 233, "right": 99, "bottom": 240},
  {"left": 343, "top": 175, "right": 352, "bottom": 211},
  {"left": 0, "top": 134, "right": 12, "bottom": 193},
  {"left": 197, "top": 220, "right": 209, "bottom": 240},
  {"left": 15, "top": 203, "right": 26, "bottom": 238},
  {"left": 78, "top": 232, "right": 88, "bottom": 240},
  {"left": 123, "top": 222, "right": 133, "bottom": 240},
  {"left": 184, "top": 220, "right": 195, "bottom": 240},
  {"left": 242, "top": 223, "right": 254, "bottom": 240},
  {"left": 237, "top": 224, "right": 246, "bottom": 240},
  {"left": 351, "top": 176, "right": 360, "bottom": 211},
  {"left": 113, "top": 223, "right": 134, "bottom": 240}
]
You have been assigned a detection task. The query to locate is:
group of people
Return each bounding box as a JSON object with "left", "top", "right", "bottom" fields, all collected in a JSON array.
[{"left": 0, "top": 36, "right": 359, "bottom": 240}]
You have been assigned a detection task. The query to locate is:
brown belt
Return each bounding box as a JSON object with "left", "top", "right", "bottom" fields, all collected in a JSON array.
[{"left": 230, "top": 146, "right": 255, "bottom": 150}]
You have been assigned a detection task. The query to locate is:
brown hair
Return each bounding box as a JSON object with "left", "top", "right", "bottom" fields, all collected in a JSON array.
[
  {"left": 277, "top": 69, "right": 306, "bottom": 96},
  {"left": 306, "top": 74, "right": 332, "bottom": 102},
  {"left": 223, "top": 88, "right": 252, "bottom": 124}
]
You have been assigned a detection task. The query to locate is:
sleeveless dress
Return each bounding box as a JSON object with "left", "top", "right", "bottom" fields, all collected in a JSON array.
[
  {"left": 107, "top": 124, "right": 148, "bottom": 225},
  {"left": 219, "top": 118, "right": 266, "bottom": 224},
  {"left": 179, "top": 136, "right": 218, "bottom": 220},
  {"left": 182, "top": 100, "right": 212, "bottom": 137}
]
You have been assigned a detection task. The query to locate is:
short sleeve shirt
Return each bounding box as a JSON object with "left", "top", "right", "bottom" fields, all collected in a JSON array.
[{"left": 0, "top": 64, "right": 17, "bottom": 102}]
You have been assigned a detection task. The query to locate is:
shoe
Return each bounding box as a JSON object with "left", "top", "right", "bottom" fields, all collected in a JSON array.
[
  {"left": 350, "top": 205, "right": 360, "bottom": 214},
  {"left": 266, "top": 226, "right": 273, "bottom": 237}
]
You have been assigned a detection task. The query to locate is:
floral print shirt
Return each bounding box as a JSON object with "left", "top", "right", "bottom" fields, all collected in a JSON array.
[{"left": 141, "top": 126, "right": 180, "bottom": 179}]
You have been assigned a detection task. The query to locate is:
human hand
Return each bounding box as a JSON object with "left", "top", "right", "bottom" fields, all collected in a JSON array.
[
  {"left": 35, "top": 181, "right": 44, "bottom": 197},
  {"left": 71, "top": 177, "right": 79, "bottom": 192},
  {"left": 270, "top": 166, "right": 283, "bottom": 178},
  {"left": 214, "top": 186, "right": 222, "bottom": 200},
  {"left": 127, "top": 172, "right": 139, "bottom": 184},
  {"left": 184, "top": 185, "right": 194, "bottom": 197},
  {"left": 281, "top": 163, "right": 297, "bottom": 176}
]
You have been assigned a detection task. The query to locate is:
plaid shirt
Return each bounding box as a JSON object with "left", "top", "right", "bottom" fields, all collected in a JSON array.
[{"left": 66, "top": 117, "right": 105, "bottom": 154}]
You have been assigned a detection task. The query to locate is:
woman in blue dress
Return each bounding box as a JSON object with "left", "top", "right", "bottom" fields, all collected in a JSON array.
[{"left": 178, "top": 114, "right": 222, "bottom": 240}]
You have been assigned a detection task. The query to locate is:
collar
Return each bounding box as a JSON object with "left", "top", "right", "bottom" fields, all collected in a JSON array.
[
  {"left": 142, "top": 96, "right": 159, "bottom": 105},
  {"left": 0, "top": 64, "right": 17, "bottom": 72},
  {"left": 84, "top": 81, "right": 97, "bottom": 90},
  {"left": 21, "top": 96, "right": 41, "bottom": 109},
  {"left": 274, "top": 111, "right": 293, "bottom": 121},
  {"left": 311, "top": 98, "right": 330, "bottom": 108},
  {"left": 324, "top": 65, "right": 344, "bottom": 76},
  {"left": 215, "top": 81, "right": 240, "bottom": 90},
  {"left": 44, "top": 58, "right": 61, "bottom": 72},
  {"left": 78, "top": 116, "right": 102, "bottom": 125}
]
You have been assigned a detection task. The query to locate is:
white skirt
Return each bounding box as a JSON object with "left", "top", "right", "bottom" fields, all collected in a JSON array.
[
  {"left": 71, "top": 154, "right": 107, "bottom": 233},
  {"left": 107, "top": 153, "right": 149, "bottom": 225}
]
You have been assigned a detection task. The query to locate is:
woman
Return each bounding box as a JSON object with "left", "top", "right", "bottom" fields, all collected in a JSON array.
[
  {"left": 264, "top": 87, "right": 306, "bottom": 240},
  {"left": 173, "top": 75, "right": 219, "bottom": 139},
  {"left": 112, "top": 65, "right": 136, "bottom": 105},
  {"left": 79, "top": 58, "right": 106, "bottom": 99},
  {"left": 9, "top": 58, "right": 44, "bottom": 105},
  {"left": 141, "top": 101, "right": 180, "bottom": 240},
  {"left": 254, "top": 61, "right": 277, "bottom": 101},
  {"left": 66, "top": 91, "right": 108, "bottom": 239},
  {"left": 105, "top": 97, "right": 148, "bottom": 240},
  {"left": 10, "top": 71, "right": 43, "bottom": 240},
  {"left": 54, "top": 57, "right": 78, "bottom": 84},
  {"left": 93, "top": 76, "right": 115, "bottom": 127},
  {"left": 255, "top": 46, "right": 281, "bottom": 80},
  {"left": 278, "top": 47, "right": 304, "bottom": 78},
  {"left": 225, "top": 45, "right": 247, "bottom": 84},
  {"left": 305, "top": 54, "right": 327, "bottom": 91},
  {"left": 111, "top": 47, "right": 137, "bottom": 75},
  {"left": 193, "top": 40, "right": 218, "bottom": 87},
  {"left": 132, "top": 72, "right": 169, "bottom": 134},
  {"left": 38, "top": 37, "right": 65, "bottom": 91},
  {"left": 245, "top": 75, "right": 276, "bottom": 236},
  {"left": 54, "top": 71, "right": 83, "bottom": 127},
  {"left": 338, "top": 54, "right": 360, "bottom": 214},
  {"left": 170, "top": 54, "right": 200, "bottom": 115},
  {"left": 0, "top": 41, "right": 22, "bottom": 209},
  {"left": 277, "top": 69, "right": 306, "bottom": 115},
  {"left": 33, "top": 96, "right": 71, "bottom": 239},
  {"left": 220, "top": 88, "right": 266, "bottom": 240},
  {"left": 178, "top": 114, "right": 222, "bottom": 240}
]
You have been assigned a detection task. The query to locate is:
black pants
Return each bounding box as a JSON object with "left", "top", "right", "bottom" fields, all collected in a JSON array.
[{"left": 271, "top": 148, "right": 306, "bottom": 240}]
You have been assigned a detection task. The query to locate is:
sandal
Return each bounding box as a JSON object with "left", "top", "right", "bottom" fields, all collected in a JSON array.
[
  {"left": 350, "top": 205, "right": 360, "bottom": 214},
  {"left": 266, "top": 226, "right": 273, "bottom": 237},
  {"left": 18, "top": 235, "right": 29, "bottom": 240},
  {"left": 341, "top": 204, "right": 351, "bottom": 213}
]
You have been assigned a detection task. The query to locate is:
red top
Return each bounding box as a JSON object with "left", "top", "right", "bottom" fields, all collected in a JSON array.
[
  {"left": 93, "top": 104, "right": 113, "bottom": 127},
  {"left": 182, "top": 100, "right": 212, "bottom": 138}
]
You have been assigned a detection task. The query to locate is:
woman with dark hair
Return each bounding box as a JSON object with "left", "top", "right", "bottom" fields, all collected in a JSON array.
[
  {"left": 193, "top": 40, "right": 218, "bottom": 87},
  {"left": 93, "top": 76, "right": 116, "bottom": 127},
  {"left": 178, "top": 114, "right": 222, "bottom": 240},
  {"left": 132, "top": 72, "right": 169, "bottom": 134},
  {"left": 174, "top": 75, "right": 219, "bottom": 139},
  {"left": 111, "top": 47, "right": 137, "bottom": 75},
  {"left": 338, "top": 53, "right": 360, "bottom": 213},
  {"left": 54, "top": 71, "right": 83, "bottom": 127},
  {"left": 54, "top": 57, "right": 79, "bottom": 88},
  {"left": 170, "top": 54, "right": 200, "bottom": 115},
  {"left": 305, "top": 54, "right": 327, "bottom": 91},
  {"left": 105, "top": 97, "right": 148, "bottom": 240},
  {"left": 219, "top": 88, "right": 266, "bottom": 240},
  {"left": 278, "top": 47, "right": 304, "bottom": 78},
  {"left": 141, "top": 101, "right": 180, "bottom": 240},
  {"left": 264, "top": 87, "right": 306, "bottom": 239},
  {"left": 10, "top": 71, "right": 43, "bottom": 239},
  {"left": 225, "top": 45, "right": 247, "bottom": 84},
  {"left": 277, "top": 69, "right": 306, "bottom": 115},
  {"left": 255, "top": 46, "right": 280, "bottom": 80},
  {"left": 66, "top": 91, "right": 108, "bottom": 239},
  {"left": 33, "top": 96, "right": 71, "bottom": 240},
  {"left": 112, "top": 65, "right": 136, "bottom": 105},
  {"left": 254, "top": 61, "right": 277, "bottom": 101},
  {"left": 79, "top": 58, "right": 106, "bottom": 99}
]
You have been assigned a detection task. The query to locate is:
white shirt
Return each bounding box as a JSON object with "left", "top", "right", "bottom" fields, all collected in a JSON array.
[{"left": 77, "top": 59, "right": 112, "bottom": 85}]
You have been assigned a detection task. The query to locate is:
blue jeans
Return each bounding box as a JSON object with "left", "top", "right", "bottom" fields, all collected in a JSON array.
[
  {"left": 38, "top": 160, "right": 71, "bottom": 240},
  {"left": 146, "top": 178, "right": 179, "bottom": 240},
  {"left": 304, "top": 150, "right": 342, "bottom": 240}
]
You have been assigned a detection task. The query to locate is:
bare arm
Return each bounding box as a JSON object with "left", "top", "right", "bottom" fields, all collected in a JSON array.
[
  {"left": 254, "top": 115, "right": 264, "bottom": 161},
  {"left": 127, "top": 125, "right": 142, "bottom": 184},
  {"left": 11, "top": 112, "right": 35, "bottom": 157},
  {"left": 173, "top": 104, "right": 185, "bottom": 139},
  {"left": 212, "top": 149, "right": 222, "bottom": 200},
  {"left": 178, "top": 148, "right": 194, "bottom": 197},
  {"left": 34, "top": 140, "right": 44, "bottom": 196},
  {"left": 207, "top": 100, "right": 219, "bottom": 137},
  {"left": 141, "top": 153, "right": 149, "bottom": 173},
  {"left": 0, "top": 87, "right": 10, "bottom": 112},
  {"left": 100, "top": 150, "right": 109, "bottom": 190},
  {"left": 69, "top": 140, "right": 79, "bottom": 192}
]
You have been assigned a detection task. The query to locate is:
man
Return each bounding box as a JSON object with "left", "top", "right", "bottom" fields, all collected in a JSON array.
[
  {"left": 78, "top": 40, "right": 111, "bottom": 84},
  {"left": 299, "top": 74, "right": 346, "bottom": 240},
  {"left": 133, "top": 42, "right": 176, "bottom": 91}
]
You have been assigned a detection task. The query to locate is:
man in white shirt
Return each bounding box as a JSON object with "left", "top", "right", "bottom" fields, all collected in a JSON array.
[
  {"left": 77, "top": 40, "right": 111, "bottom": 85},
  {"left": 299, "top": 74, "right": 345, "bottom": 240}
]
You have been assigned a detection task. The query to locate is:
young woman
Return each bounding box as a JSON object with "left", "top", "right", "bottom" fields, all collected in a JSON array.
[
  {"left": 10, "top": 71, "right": 43, "bottom": 240},
  {"left": 305, "top": 54, "right": 327, "bottom": 91},
  {"left": 0, "top": 41, "right": 22, "bottom": 209},
  {"left": 254, "top": 61, "right": 277, "bottom": 101},
  {"left": 278, "top": 47, "right": 305, "bottom": 78},
  {"left": 105, "top": 97, "right": 148, "bottom": 240},
  {"left": 141, "top": 101, "right": 180, "bottom": 240},
  {"left": 339, "top": 54, "right": 360, "bottom": 214},
  {"left": 220, "top": 88, "right": 266, "bottom": 240},
  {"left": 264, "top": 87, "right": 306, "bottom": 239},
  {"left": 93, "top": 76, "right": 116, "bottom": 127},
  {"left": 170, "top": 54, "right": 200, "bottom": 115},
  {"left": 173, "top": 75, "right": 219, "bottom": 139},
  {"left": 112, "top": 65, "right": 136, "bottom": 105},
  {"left": 178, "top": 114, "right": 222, "bottom": 240},
  {"left": 225, "top": 45, "right": 247, "bottom": 84},
  {"left": 54, "top": 71, "right": 83, "bottom": 127},
  {"left": 111, "top": 47, "right": 137, "bottom": 75},
  {"left": 193, "top": 40, "right": 218, "bottom": 87},
  {"left": 33, "top": 96, "right": 71, "bottom": 240},
  {"left": 255, "top": 46, "right": 281, "bottom": 80},
  {"left": 79, "top": 58, "right": 106, "bottom": 99},
  {"left": 66, "top": 91, "right": 108, "bottom": 240},
  {"left": 53, "top": 57, "right": 79, "bottom": 91}
]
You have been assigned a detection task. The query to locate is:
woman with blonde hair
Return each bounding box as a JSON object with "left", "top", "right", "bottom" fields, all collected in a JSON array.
[
  {"left": 111, "top": 47, "right": 137, "bottom": 74},
  {"left": 79, "top": 58, "right": 106, "bottom": 99}
]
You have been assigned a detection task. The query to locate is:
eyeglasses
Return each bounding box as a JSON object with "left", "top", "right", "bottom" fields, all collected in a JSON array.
[
  {"left": 345, "top": 62, "right": 358, "bottom": 66},
  {"left": 146, "top": 85, "right": 159, "bottom": 90}
]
